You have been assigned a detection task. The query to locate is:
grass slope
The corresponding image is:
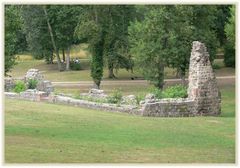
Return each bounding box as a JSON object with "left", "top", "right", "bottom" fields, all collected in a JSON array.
[{"left": 4, "top": 87, "right": 235, "bottom": 163}]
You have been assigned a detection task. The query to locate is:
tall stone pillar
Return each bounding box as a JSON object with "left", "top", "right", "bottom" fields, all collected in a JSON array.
[{"left": 188, "top": 41, "right": 221, "bottom": 115}]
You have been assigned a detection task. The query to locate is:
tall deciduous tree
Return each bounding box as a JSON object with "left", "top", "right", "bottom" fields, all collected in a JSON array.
[
  {"left": 169, "top": 5, "right": 219, "bottom": 84},
  {"left": 75, "top": 5, "right": 135, "bottom": 87},
  {"left": 43, "top": 5, "right": 64, "bottom": 71},
  {"left": 5, "top": 5, "right": 23, "bottom": 75},
  {"left": 47, "top": 5, "right": 83, "bottom": 70},
  {"left": 75, "top": 6, "right": 106, "bottom": 88},
  {"left": 21, "top": 5, "right": 54, "bottom": 64},
  {"left": 22, "top": 5, "right": 83, "bottom": 70},
  {"left": 214, "top": 5, "right": 232, "bottom": 47},
  {"left": 129, "top": 6, "right": 176, "bottom": 89},
  {"left": 103, "top": 5, "right": 135, "bottom": 78},
  {"left": 129, "top": 5, "right": 219, "bottom": 89},
  {"left": 224, "top": 6, "right": 235, "bottom": 67}
]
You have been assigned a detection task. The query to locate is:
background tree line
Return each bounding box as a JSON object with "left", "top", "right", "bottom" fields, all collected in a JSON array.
[{"left": 5, "top": 4, "right": 235, "bottom": 89}]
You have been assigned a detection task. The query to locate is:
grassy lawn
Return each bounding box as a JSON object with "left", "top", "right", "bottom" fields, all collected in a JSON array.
[{"left": 4, "top": 85, "right": 235, "bottom": 163}]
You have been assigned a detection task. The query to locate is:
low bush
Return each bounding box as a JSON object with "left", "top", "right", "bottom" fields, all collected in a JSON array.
[
  {"left": 27, "top": 79, "right": 38, "bottom": 89},
  {"left": 136, "top": 93, "right": 146, "bottom": 105},
  {"left": 150, "top": 88, "right": 163, "bottom": 99},
  {"left": 13, "top": 81, "right": 26, "bottom": 93},
  {"left": 107, "top": 89, "right": 123, "bottom": 104},
  {"left": 162, "top": 84, "right": 187, "bottom": 98}
]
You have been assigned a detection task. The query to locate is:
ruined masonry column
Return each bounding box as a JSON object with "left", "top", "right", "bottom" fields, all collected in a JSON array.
[{"left": 188, "top": 41, "right": 221, "bottom": 115}]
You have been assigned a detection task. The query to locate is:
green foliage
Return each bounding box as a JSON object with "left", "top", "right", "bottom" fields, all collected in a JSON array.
[
  {"left": 214, "top": 5, "right": 232, "bottom": 46},
  {"left": 224, "top": 6, "right": 235, "bottom": 47},
  {"left": 129, "top": 6, "right": 175, "bottom": 89},
  {"left": 75, "top": 6, "right": 106, "bottom": 88},
  {"left": 224, "top": 6, "right": 235, "bottom": 67},
  {"left": 129, "top": 5, "right": 219, "bottom": 89},
  {"left": 102, "top": 5, "right": 136, "bottom": 78},
  {"left": 162, "top": 85, "right": 187, "bottom": 98},
  {"left": 136, "top": 93, "right": 146, "bottom": 105},
  {"left": 224, "top": 43, "right": 235, "bottom": 67},
  {"left": 107, "top": 89, "right": 123, "bottom": 104},
  {"left": 13, "top": 81, "right": 26, "bottom": 93},
  {"left": 27, "top": 79, "right": 38, "bottom": 89},
  {"left": 150, "top": 88, "right": 163, "bottom": 99},
  {"left": 21, "top": 5, "right": 53, "bottom": 63},
  {"left": 75, "top": 5, "right": 136, "bottom": 86},
  {"left": 5, "top": 5, "right": 23, "bottom": 75},
  {"left": 21, "top": 5, "right": 83, "bottom": 65}
]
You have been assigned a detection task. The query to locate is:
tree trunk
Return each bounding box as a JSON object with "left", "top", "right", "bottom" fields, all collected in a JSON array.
[
  {"left": 43, "top": 6, "right": 64, "bottom": 71},
  {"left": 50, "top": 52, "right": 53, "bottom": 64},
  {"left": 179, "top": 69, "right": 187, "bottom": 86},
  {"left": 158, "top": 63, "right": 164, "bottom": 90},
  {"left": 66, "top": 46, "right": 70, "bottom": 71},
  {"left": 62, "top": 49, "right": 65, "bottom": 62},
  {"left": 154, "top": 61, "right": 165, "bottom": 90},
  {"left": 108, "top": 67, "right": 116, "bottom": 79},
  {"left": 93, "top": 82, "right": 100, "bottom": 89},
  {"left": 108, "top": 63, "right": 116, "bottom": 79}
]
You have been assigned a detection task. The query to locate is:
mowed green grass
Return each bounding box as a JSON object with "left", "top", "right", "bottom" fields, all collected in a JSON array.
[{"left": 4, "top": 86, "right": 235, "bottom": 163}]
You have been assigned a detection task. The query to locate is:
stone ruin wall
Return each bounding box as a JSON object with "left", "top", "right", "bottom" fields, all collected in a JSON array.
[
  {"left": 5, "top": 69, "right": 54, "bottom": 94},
  {"left": 141, "top": 41, "right": 221, "bottom": 117},
  {"left": 4, "top": 41, "right": 221, "bottom": 117},
  {"left": 188, "top": 41, "right": 221, "bottom": 116},
  {"left": 141, "top": 98, "right": 196, "bottom": 117}
]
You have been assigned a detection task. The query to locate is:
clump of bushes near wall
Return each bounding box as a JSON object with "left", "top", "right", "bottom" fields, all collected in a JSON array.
[
  {"left": 107, "top": 89, "right": 123, "bottom": 104},
  {"left": 27, "top": 79, "right": 38, "bottom": 89},
  {"left": 73, "top": 85, "right": 187, "bottom": 106},
  {"left": 162, "top": 84, "right": 187, "bottom": 98},
  {"left": 151, "top": 84, "right": 187, "bottom": 99},
  {"left": 13, "top": 81, "right": 26, "bottom": 93}
]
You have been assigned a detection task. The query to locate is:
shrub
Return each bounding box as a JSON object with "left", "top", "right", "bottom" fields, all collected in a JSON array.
[
  {"left": 107, "top": 89, "right": 123, "bottom": 104},
  {"left": 27, "top": 79, "right": 38, "bottom": 89},
  {"left": 162, "top": 84, "right": 187, "bottom": 98},
  {"left": 136, "top": 93, "right": 146, "bottom": 105},
  {"left": 70, "top": 58, "right": 81, "bottom": 70},
  {"left": 13, "top": 81, "right": 26, "bottom": 93},
  {"left": 150, "top": 88, "right": 163, "bottom": 99}
]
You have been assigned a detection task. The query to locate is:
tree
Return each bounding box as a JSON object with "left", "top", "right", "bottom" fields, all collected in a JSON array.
[
  {"left": 224, "top": 6, "right": 235, "bottom": 67},
  {"left": 129, "top": 6, "right": 176, "bottom": 89},
  {"left": 5, "top": 5, "right": 22, "bottom": 75},
  {"left": 47, "top": 5, "right": 83, "bottom": 70},
  {"left": 75, "top": 5, "right": 135, "bottom": 87},
  {"left": 214, "top": 5, "right": 232, "bottom": 47},
  {"left": 22, "top": 5, "right": 83, "bottom": 70},
  {"left": 21, "top": 5, "right": 54, "bottom": 64},
  {"left": 43, "top": 5, "right": 65, "bottom": 71},
  {"left": 169, "top": 5, "right": 219, "bottom": 84},
  {"left": 129, "top": 5, "right": 219, "bottom": 88},
  {"left": 75, "top": 6, "right": 106, "bottom": 88},
  {"left": 103, "top": 5, "right": 135, "bottom": 78}
]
